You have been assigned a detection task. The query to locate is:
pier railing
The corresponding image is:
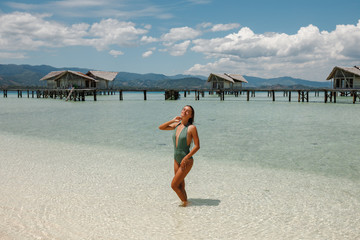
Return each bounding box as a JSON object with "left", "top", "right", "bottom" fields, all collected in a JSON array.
[{"left": 1, "top": 88, "right": 360, "bottom": 104}]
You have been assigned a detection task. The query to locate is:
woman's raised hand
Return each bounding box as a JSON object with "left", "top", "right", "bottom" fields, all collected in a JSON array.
[{"left": 173, "top": 116, "right": 182, "bottom": 122}]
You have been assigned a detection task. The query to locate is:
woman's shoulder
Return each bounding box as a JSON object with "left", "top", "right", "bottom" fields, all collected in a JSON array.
[{"left": 188, "top": 124, "right": 197, "bottom": 131}]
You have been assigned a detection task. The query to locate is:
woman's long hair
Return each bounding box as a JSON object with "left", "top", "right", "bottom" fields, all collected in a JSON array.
[{"left": 186, "top": 105, "right": 195, "bottom": 125}]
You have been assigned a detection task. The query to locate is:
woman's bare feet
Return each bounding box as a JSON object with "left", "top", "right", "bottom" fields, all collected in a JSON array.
[{"left": 180, "top": 201, "right": 189, "bottom": 207}]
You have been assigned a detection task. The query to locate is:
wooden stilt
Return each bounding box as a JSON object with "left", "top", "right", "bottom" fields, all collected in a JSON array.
[
  {"left": 353, "top": 91, "right": 357, "bottom": 104},
  {"left": 324, "top": 90, "right": 328, "bottom": 103},
  {"left": 119, "top": 90, "right": 123, "bottom": 100},
  {"left": 194, "top": 90, "right": 200, "bottom": 100},
  {"left": 219, "top": 91, "right": 224, "bottom": 101},
  {"left": 288, "top": 91, "right": 291, "bottom": 102},
  {"left": 329, "top": 91, "right": 333, "bottom": 103},
  {"left": 306, "top": 91, "right": 309, "bottom": 102}
]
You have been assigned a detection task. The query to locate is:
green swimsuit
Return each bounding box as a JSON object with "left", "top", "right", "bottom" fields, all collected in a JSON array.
[{"left": 173, "top": 124, "right": 192, "bottom": 164}]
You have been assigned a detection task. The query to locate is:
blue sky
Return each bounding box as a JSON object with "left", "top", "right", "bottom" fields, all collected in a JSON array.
[{"left": 0, "top": 0, "right": 360, "bottom": 81}]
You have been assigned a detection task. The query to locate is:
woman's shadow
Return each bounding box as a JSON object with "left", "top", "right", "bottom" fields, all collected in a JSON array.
[{"left": 187, "top": 198, "right": 221, "bottom": 207}]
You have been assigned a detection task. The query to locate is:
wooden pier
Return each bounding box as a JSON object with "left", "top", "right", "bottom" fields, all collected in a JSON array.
[{"left": 1, "top": 88, "right": 360, "bottom": 104}]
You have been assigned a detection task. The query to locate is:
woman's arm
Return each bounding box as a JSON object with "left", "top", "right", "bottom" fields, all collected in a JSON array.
[
  {"left": 158, "top": 116, "right": 181, "bottom": 130},
  {"left": 183, "top": 125, "right": 200, "bottom": 161}
]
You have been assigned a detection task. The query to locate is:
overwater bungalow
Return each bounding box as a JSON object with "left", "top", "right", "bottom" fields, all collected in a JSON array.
[
  {"left": 40, "top": 70, "right": 118, "bottom": 89},
  {"left": 86, "top": 71, "right": 118, "bottom": 89},
  {"left": 207, "top": 73, "right": 248, "bottom": 90},
  {"left": 326, "top": 66, "right": 360, "bottom": 89}
]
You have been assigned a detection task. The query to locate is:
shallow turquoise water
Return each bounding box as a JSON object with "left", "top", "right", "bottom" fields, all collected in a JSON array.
[{"left": 0, "top": 92, "right": 359, "bottom": 239}]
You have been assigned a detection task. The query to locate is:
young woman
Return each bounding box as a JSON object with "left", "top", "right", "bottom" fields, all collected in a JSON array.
[{"left": 158, "top": 105, "right": 200, "bottom": 206}]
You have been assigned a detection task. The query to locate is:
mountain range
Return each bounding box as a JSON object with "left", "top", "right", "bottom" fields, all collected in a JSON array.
[{"left": 0, "top": 64, "right": 331, "bottom": 89}]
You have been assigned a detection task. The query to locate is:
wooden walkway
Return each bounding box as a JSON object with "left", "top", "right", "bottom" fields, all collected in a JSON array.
[{"left": 1, "top": 88, "right": 360, "bottom": 104}]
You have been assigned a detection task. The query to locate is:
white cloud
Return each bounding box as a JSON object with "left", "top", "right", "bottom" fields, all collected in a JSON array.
[
  {"left": 6, "top": 0, "right": 173, "bottom": 20},
  {"left": 54, "top": 0, "right": 106, "bottom": 8},
  {"left": 168, "top": 40, "right": 191, "bottom": 56},
  {"left": 4, "top": 2, "right": 37, "bottom": 10},
  {"left": 143, "top": 24, "right": 152, "bottom": 30},
  {"left": 0, "top": 12, "right": 89, "bottom": 51},
  {"left": 141, "top": 36, "right": 158, "bottom": 43},
  {"left": 187, "top": 21, "right": 360, "bottom": 80},
  {"left": 187, "top": 0, "right": 212, "bottom": 4},
  {"left": 109, "top": 50, "right": 124, "bottom": 57},
  {"left": 89, "top": 19, "right": 148, "bottom": 50},
  {"left": 142, "top": 50, "right": 153, "bottom": 58},
  {"left": 158, "top": 27, "right": 201, "bottom": 55},
  {"left": 197, "top": 22, "right": 213, "bottom": 29},
  {"left": 0, "top": 12, "right": 148, "bottom": 52},
  {"left": 0, "top": 51, "right": 27, "bottom": 59},
  {"left": 7, "top": 0, "right": 106, "bottom": 9},
  {"left": 161, "top": 27, "right": 201, "bottom": 43},
  {"left": 211, "top": 23, "right": 241, "bottom": 32}
]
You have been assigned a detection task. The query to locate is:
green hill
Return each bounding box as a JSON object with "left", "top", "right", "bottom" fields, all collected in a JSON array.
[{"left": 0, "top": 64, "right": 330, "bottom": 89}]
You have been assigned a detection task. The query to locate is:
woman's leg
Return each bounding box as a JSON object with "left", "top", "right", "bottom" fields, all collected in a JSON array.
[
  {"left": 174, "top": 161, "right": 186, "bottom": 199},
  {"left": 171, "top": 159, "right": 193, "bottom": 203}
]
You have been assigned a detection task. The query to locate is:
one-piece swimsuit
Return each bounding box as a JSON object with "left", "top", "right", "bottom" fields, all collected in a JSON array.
[{"left": 173, "top": 124, "right": 192, "bottom": 164}]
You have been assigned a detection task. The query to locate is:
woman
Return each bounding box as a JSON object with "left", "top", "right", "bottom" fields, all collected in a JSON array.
[{"left": 158, "top": 105, "right": 200, "bottom": 206}]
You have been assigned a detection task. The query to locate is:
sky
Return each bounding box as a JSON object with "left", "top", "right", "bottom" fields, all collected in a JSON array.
[{"left": 0, "top": 0, "right": 360, "bottom": 81}]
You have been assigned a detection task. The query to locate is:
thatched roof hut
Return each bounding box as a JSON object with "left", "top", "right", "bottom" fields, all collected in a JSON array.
[
  {"left": 40, "top": 70, "right": 96, "bottom": 82},
  {"left": 207, "top": 73, "right": 248, "bottom": 90},
  {"left": 86, "top": 71, "right": 118, "bottom": 89},
  {"left": 326, "top": 66, "right": 360, "bottom": 89},
  {"left": 40, "top": 70, "right": 118, "bottom": 89},
  {"left": 40, "top": 70, "right": 98, "bottom": 89}
]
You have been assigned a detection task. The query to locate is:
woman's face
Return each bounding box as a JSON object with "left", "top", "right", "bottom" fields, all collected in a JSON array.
[{"left": 181, "top": 106, "right": 192, "bottom": 118}]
